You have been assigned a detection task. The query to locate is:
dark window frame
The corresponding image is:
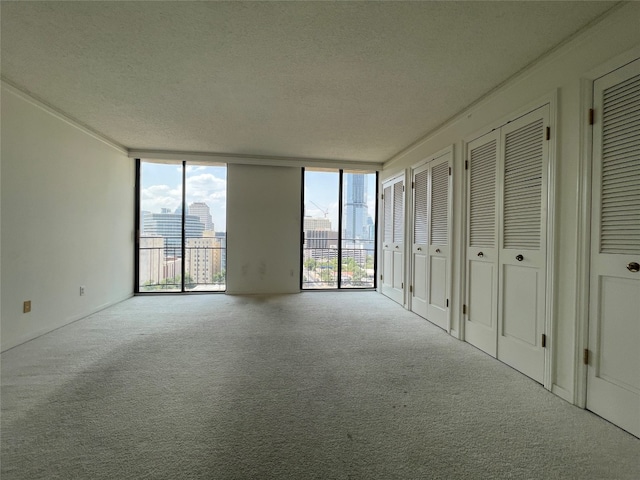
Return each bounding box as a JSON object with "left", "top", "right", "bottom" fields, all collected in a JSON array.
[
  {"left": 134, "top": 159, "right": 226, "bottom": 295},
  {"left": 300, "top": 167, "right": 378, "bottom": 290}
]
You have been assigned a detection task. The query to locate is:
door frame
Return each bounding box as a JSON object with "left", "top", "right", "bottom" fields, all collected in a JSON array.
[
  {"left": 460, "top": 92, "right": 558, "bottom": 390},
  {"left": 408, "top": 145, "right": 454, "bottom": 332},
  {"left": 575, "top": 48, "right": 640, "bottom": 408}
]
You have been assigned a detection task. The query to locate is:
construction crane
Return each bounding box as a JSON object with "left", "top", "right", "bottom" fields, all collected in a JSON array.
[{"left": 310, "top": 201, "right": 329, "bottom": 218}]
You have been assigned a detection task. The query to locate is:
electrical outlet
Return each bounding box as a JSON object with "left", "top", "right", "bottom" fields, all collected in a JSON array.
[
  {"left": 80, "top": 286, "right": 85, "bottom": 296},
  {"left": 23, "top": 301, "right": 31, "bottom": 313}
]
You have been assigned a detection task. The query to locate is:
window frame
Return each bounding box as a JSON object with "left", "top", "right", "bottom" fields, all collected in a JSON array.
[
  {"left": 300, "top": 167, "right": 378, "bottom": 290},
  {"left": 135, "top": 158, "right": 227, "bottom": 294}
]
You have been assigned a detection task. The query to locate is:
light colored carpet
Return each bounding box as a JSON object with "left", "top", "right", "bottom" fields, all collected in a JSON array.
[{"left": 1, "top": 292, "right": 638, "bottom": 479}]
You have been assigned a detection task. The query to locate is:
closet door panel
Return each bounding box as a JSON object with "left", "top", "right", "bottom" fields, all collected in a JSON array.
[
  {"left": 411, "top": 165, "right": 429, "bottom": 317},
  {"left": 465, "top": 131, "right": 500, "bottom": 356},
  {"left": 587, "top": 59, "right": 640, "bottom": 437},
  {"left": 497, "top": 105, "right": 549, "bottom": 384},
  {"left": 426, "top": 153, "right": 452, "bottom": 330},
  {"left": 381, "top": 185, "right": 395, "bottom": 294},
  {"left": 381, "top": 177, "right": 405, "bottom": 305}
]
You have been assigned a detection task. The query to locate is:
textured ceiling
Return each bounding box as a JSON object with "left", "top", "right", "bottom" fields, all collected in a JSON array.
[{"left": 1, "top": 1, "right": 616, "bottom": 163}]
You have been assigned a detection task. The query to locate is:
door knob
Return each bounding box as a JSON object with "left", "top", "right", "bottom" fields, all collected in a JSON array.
[
  {"left": 417, "top": 247, "right": 422, "bottom": 251},
  {"left": 477, "top": 252, "right": 484, "bottom": 258},
  {"left": 627, "top": 262, "right": 640, "bottom": 273},
  {"left": 436, "top": 248, "right": 441, "bottom": 253},
  {"left": 516, "top": 254, "right": 524, "bottom": 261},
  {"left": 395, "top": 245, "right": 399, "bottom": 249}
]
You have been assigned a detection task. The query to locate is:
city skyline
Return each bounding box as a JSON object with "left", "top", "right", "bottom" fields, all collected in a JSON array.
[
  {"left": 304, "top": 170, "right": 376, "bottom": 233},
  {"left": 141, "top": 164, "right": 377, "bottom": 237},
  {"left": 139, "top": 163, "right": 377, "bottom": 291},
  {"left": 141, "top": 163, "right": 227, "bottom": 231}
]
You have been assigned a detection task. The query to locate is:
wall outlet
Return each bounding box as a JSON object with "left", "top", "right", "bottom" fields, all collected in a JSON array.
[
  {"left": 80, "top": 286, "right": 85, "bottom": 296},
  {"left": 23, "top": 301, "right": 31, "bottom": 313}
]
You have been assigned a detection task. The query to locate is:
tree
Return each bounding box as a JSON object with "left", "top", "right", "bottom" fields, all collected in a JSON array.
[
  {"left": 320, "top": 268, "right": 335, "bottom": 283},
  {"left": 142, "top": 273, "right": 196, "bottom": 290},
  {"left": 366, "top": 255, "right": 374, "bottom": 269},
  {"left": 183, "top": 274, "right": 195, "bottom": 289},
  {"left": 212, "top": 269, "right": 226, "bottom": 284}
]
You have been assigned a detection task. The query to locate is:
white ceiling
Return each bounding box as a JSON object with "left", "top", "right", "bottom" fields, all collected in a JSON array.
[{"left": 1, "top": 1, "right": 616, "bottom": 163}]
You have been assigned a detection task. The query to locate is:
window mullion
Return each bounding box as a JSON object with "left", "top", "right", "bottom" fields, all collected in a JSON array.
[
  {"left": 338, "top": 169, "right": 344, "bottom": 288},
  {"left": 181, "top": 160, "right": 186, "bottom": 292},
  {"left": 374, "top": 171, "right": 379, "bottom": 289}
]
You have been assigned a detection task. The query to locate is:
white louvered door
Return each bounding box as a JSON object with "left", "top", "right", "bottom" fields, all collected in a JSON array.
[
  {"left": 497, "top": 106, "right": 549, "bottom": 384},
  {"left": 425, "top": 153, "right": 452, "bottom": 330},
  {"left": 411, "top": 164, "right": 429, "bottom": 318},
  {"left": 381, "top": 176, "right": 405, "bottom": 305},
  {"left": 587, "top": 59, "right": 640, "bottom": 437},
  {"left": 465, "top": 131, "right": 500, "bottom": 356}
]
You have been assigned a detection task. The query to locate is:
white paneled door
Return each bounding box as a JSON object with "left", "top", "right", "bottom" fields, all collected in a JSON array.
[
  {"left": 425, "top": 153, "right": 452, "bottom": 330},
  {"left": 465, "top": 131, "right": 500, "bottom": 356},
  {"left": 465, "top": 105, "right": 550, "bottom": 384},
  {"left": 381, "top": 176, "right": 405, "bottom": 305},
  {"left": 587, "top": 59, "right": 640, "bottom": 437},
  {"left": 411, "top": 164, "right": 429, "bottom": 318},
  {"left": 411, "top": 151, "right": 452, "bottom": 330},
  {"left": 497, "top": 106, "right": 549, "bottom": 384}
]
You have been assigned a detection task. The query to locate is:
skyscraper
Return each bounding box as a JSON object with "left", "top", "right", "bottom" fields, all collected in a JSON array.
[
  {"left": 142, "top": 212, "right": 205, "bottom": 257},
  {"left": 344, "top": 173, "right": 368, "bottom": 242},
  {"left": 303, "top": 216, "right": 331, "bottom": 231},
  {"left": 185, "top": 236, "right": 224, "bottom": 285},
  {"left": 189, "top": 202, "right": 214, "bottom": 231}
]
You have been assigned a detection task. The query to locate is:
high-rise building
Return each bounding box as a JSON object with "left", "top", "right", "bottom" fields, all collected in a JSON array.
[
  {"left": 189, "top": 202, "right": 214, "bottom": 231},
  {"left": 344, "top": 174, "right": 368, "bottom": 242},
  {"left": 142, "top": 212, "right": 204, "bottom": 257},
  {"left": 138, "top": 236, "right": 164, "bottom": 285},
  {"left": 367, "top": 216, "right": 375, "bottom": 241},
  {"left": 304, "top": 230, "right": 339, "bottom": 249},
  {"left": 303, "top": 216, "right": 331, "bottom": 231},
  {"left": 185, "top": 235, "right": 223, "bottom": 285},
  {"left": 214, "top": 232, "right": 227, "bottom": 272},
  {"left": 303, "top": 216, "right": 335, "bottom": 259}
]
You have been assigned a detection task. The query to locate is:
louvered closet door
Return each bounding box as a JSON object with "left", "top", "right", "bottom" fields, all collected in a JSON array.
[
  {"left": 411, "top": 164, "right": 429, "bottom": 318},
  {"left": 587, "top": 59, "right": 640, "bottom": 437},
  {"left": 497, "top": 105, "right": 549, "bottom": 384},
  {"left": 381, "top": 176, "right": 405, "bottom": 305},
  {"left": 465, "top": 131, "right": 500, "bottom": 356},
  {"left": 425, "top": 152, "right": 452, "bottom": 330}
]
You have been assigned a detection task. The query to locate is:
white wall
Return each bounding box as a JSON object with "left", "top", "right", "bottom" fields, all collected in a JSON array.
[
  {"left": 380, "top": 3, "right": 640, "bottom": 402},
  {"left": 226, "top": 163, "right": 301, "bottom": 294},
  {"left": 1, "top": 85, "right": 135, "bottom": 351}
]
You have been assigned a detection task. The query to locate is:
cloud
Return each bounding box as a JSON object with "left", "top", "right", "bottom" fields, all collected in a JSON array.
[
  {"left": 141, "top": 184, "right": 182, "bottom": 213},
  {"left": 186, "top": 173, "right": 227, "bottom": 228},
  {"left": 186, "top": 173, "right": 226, "bottom": 202},
  {"left": 141, "top": 170, "right": 228, "bottom": 230},
  {"left": 184, "top": 165, "right": 210, "bottom": 173}
]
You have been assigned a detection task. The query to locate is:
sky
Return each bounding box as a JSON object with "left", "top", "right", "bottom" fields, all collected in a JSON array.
[
  {"left": 141, "top": 163, "right": 227, "bottom": 230},
  {"left": 140, "top": 162, "right": 377, "bottom": 233}
]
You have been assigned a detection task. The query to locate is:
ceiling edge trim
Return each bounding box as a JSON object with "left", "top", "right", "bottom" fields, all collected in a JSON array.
[
  {"left": 128, "top": 149, "right": 382, "bottom": 171},
  {"left": 1, "top": 78, "right": 128, "bottom": 156},
  {"left": 383, "top": 1, "right": 626, "bottom": 169}
]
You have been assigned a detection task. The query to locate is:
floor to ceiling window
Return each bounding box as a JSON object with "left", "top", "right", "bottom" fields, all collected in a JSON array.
[
  {"left": 136, "top": 160, "right": 227, "bottom": 293},
  {"left": 302, "top": 168, "right": 377, "bottom": 289}
]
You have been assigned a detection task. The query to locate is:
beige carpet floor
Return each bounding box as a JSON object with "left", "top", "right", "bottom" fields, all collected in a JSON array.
[{"left": 1, "top": 292, "right": 638, "bottom": 479}]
